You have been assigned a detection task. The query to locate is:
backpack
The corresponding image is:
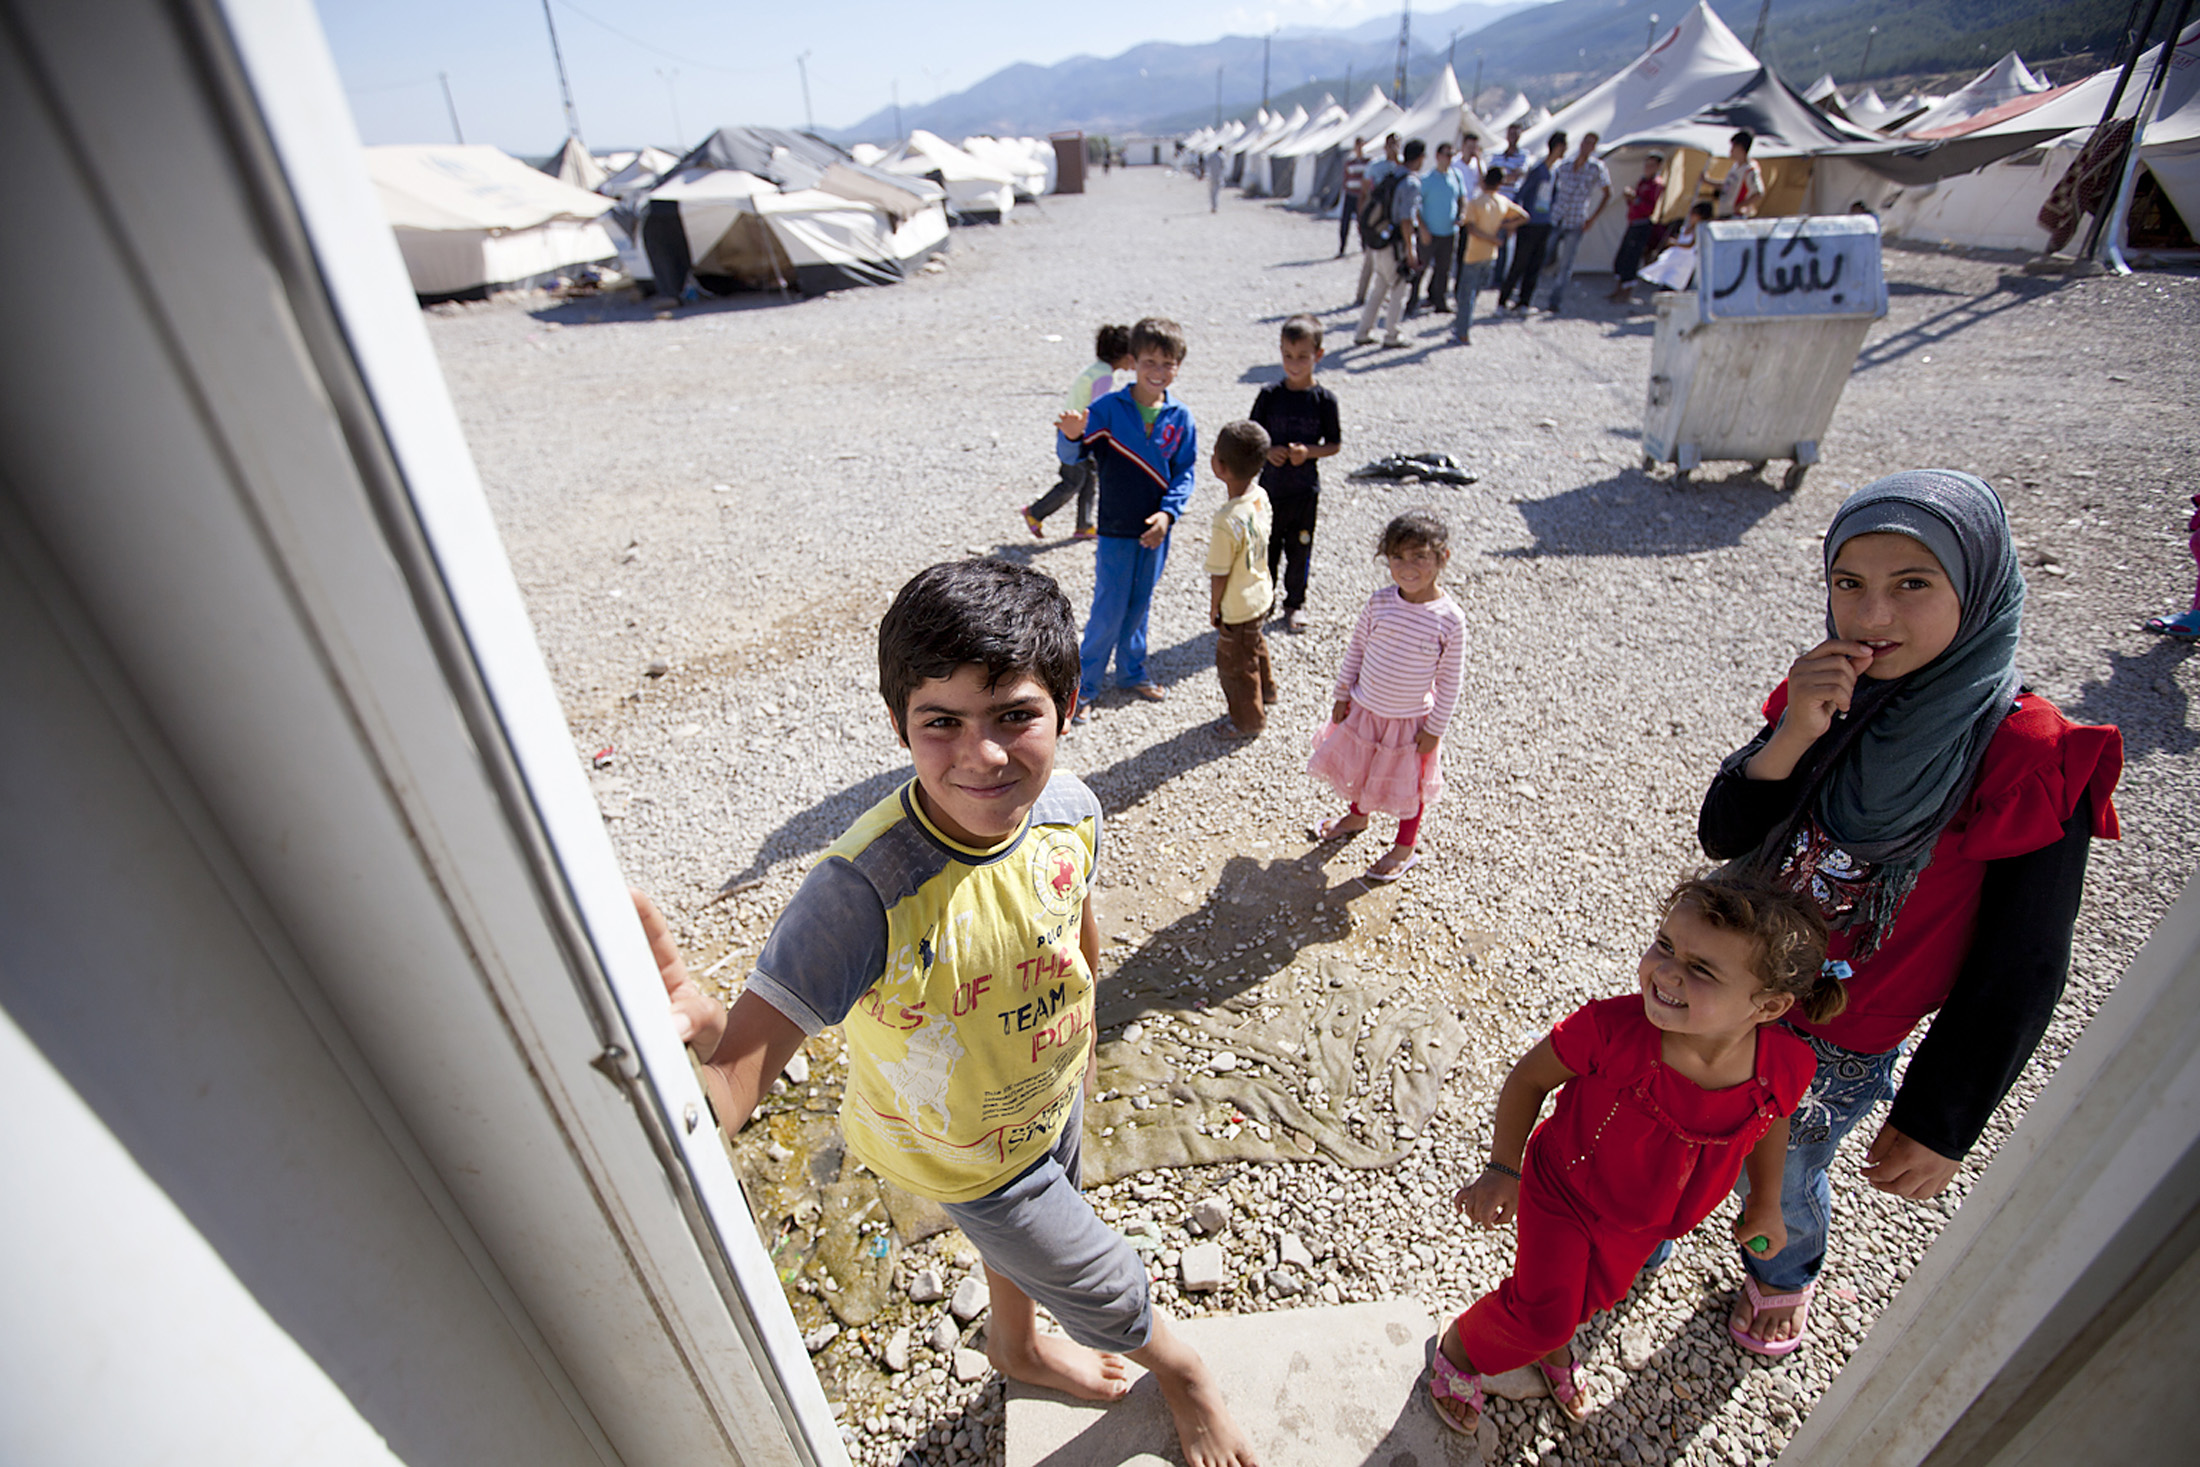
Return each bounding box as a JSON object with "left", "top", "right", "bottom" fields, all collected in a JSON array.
[{"left": 1358, "top": 170, "right": 1405, "bottom": 252}]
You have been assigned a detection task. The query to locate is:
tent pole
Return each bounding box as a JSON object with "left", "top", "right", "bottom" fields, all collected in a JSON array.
[
  {"left": 2093, "top": 0, "right": 2196, "bottom": 272},
  {"left": 2076, "top": 0, "right": 2166, "bottom": 259}
]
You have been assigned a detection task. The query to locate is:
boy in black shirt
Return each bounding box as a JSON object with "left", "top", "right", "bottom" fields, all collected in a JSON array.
[{"left": 1247, "top": 314, "right": 1343, "bottom": 633}]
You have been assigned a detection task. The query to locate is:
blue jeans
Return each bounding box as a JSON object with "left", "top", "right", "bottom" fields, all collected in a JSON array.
[
  {"left": 1545, "top": 223, "right": 1588, "bottom": 310},
  {"left": 1080, "top": 533, "right": 1169, "bottom": 700},
  {"left": 1738, "top": 1029, "right": 1904, "bottom": 1294},
  {"left": 1453, "top": 259, "right": 1495, "bottom": 338}
]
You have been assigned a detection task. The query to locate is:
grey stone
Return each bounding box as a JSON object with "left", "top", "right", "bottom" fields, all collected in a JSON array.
[
  {"left": 1483, "top": 1364, "right": 1549, "bottom": 1401},
  {"left": 1278, "top": 1232, "right": 1314, "bottom": 1270},
  {"left": 908, "top": 1266, "right": 945, "bottom": 1303},
  {"left": 1180, "top": 1241, "right": 1225, "bottom": 1291},
  {"left": 1264, "top": 1267, "right": 1304, "bottom": 1298},
  {"left": 883, "top": 1325, "right": 911, "bottom": 1373},
  {"left": 803, "top": 1322, "right": 840, "bottom": 1353},
  {"left": 1191, "top": 1196, "right": 1231, "bottom": 1236},
  {"left": 1621, "top": 1324, "right": 1656, "bottom": 1370},
  {"left": 781, "top": 1050, "right": 810, "bottom": 1085},
  {"left": 954, "top": 1348, "right": 992, "bottom": 1383},
  {"left": 950, "top": 1275, "right": 991, "bottom": 1322},
  {"left": 930, "top": 1316, "right": 960, "bottom": 1354},
  {"left": 1005, "top": 1301, "right": 1476, "bottom": 1467}
]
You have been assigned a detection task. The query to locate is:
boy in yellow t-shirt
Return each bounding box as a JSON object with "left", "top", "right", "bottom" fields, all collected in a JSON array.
[
  {"left": 640, "top": 559, "right": 1256, "bottom": 1467},
  {"left": 1205, "top": 419, "right": 1278, "bottom": 738},
  {"left": 1453, "top": 165, "right": 1529, "bottom": 345}
]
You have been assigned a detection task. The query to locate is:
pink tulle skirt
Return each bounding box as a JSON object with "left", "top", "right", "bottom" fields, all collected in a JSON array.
[{"left": 1306, "top": 702, "right": 1444, "bottom": 818}]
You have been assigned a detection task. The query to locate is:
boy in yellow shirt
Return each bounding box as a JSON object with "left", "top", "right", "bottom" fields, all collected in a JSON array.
[
  {"left": 1453, "top": 165, "right": 1528, "bottom": 345},
  {"left": 1204, "top": 420, "right": 1279, "bottom": 738},
  {"left": 641, "top": 560, "right": 1257, "bottom": 1467}
]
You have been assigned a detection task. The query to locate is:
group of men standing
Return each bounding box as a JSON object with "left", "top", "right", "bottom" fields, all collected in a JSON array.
[{"left": 1337, "top": 122, "right": 1770, "bottom": 334}]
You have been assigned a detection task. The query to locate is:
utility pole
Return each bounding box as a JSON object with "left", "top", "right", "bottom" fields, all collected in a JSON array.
[
  {"left": 1448, "top": 28, "right": 1460, "bottom": 76},
  {"left": 1262, "top": 31, "right": 1271, "bottom": 109},
  {"left": 1215, "top": 66, "right": 1223, "bottom": 127},
  {"left": 796, "top": 51, "right": 814, "bottom": 134},
  {"left": 1749, "top": 0, "right": 1773, "bottom": 56},
  {"left": 1394, "top": 1, "right": 1411, "bottom": 102},
  {"left": 1647, "top": 12, "right": 1661, "bottom": 51},
  {"left": 538, "top": 0, "right": 584, "bottom": 147},
  {"left": 438, "top": 70, "right": 464, "bottom": 144},
  {"left": 1859, "top": 24, "right": 1879, "bottom": 79},
  {"left": 892, "top": 79, "right": 902, "bottom": 139},
  {"left": 1473, "top": 53, "right": 1483, "bottom": 104},
  {"left": 1345, "top": 63, "right": 1354, "bottom": 99}
]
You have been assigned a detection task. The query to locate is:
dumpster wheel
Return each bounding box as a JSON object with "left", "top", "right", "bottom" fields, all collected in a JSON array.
[{"left": 1782, "top": 462, "right": 1810, "bottom": 493}]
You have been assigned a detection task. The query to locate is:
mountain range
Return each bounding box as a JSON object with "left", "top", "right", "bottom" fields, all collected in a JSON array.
[{"left": 828, "top": 0, "right": 2133, "bottom": 145}]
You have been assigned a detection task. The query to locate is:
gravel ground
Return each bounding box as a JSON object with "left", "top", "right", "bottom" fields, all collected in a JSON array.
[{"left": 432, "top": 167, "right": 2200, "bottom": 1467}]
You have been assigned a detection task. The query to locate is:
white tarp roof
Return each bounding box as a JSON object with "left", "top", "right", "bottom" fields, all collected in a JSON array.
[
  {"left": 1486, "top": 92, "right": 1532, "bottom": 132},
  {"left": 1275, "top": 86, "right": 1402, "bottom": 158},
  {"left": 1804, "top": 74, "right": 1841, "bottom": 105},
  {"left": 1268, "top": 102, "right": 1349, "bottom": 158},
  {"left": 368, "top": 144, "right": 612, "bottom": 231},
  {"left": 1243, "top": 105, "right": 1312, "bottom": 159},
  {"left": 1389, "top": 66, "right": 1469, "bottom": 152},
  {"left": 599, "top": 146, "right": 679, "bottom": 199},
  {"left": 1897, "top": 53, "right": 2051, "bottom": 136},
  {"left": 546, "top": 136, "right": 606, "bottom": 192},
  {"left": 894, "top": 129, "right": 1019, "bottom": 185},
  {"left": 1522, "top": 1, "right": 1760, "bottom": 154},
  {"left": 1963, "top": 21, "right": 2200, "bottom": 146}
]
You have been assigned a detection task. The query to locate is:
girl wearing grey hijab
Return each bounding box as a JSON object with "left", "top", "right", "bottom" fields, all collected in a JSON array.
[{"left": 1699, "top": 471, "right": 2122, "bottom": 1357}]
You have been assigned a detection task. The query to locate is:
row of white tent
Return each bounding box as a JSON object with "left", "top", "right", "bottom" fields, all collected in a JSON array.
[
  {"left": 369, "top": 128, "right": 1061, "bottom": 301},
  {"left": 1188, "top": 0, "right": 2197, "bottom": 265}
]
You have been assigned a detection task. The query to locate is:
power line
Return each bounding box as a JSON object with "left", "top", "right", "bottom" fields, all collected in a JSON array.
[{"left": 550, "top": 0, "right": 771, "bottom": 76}]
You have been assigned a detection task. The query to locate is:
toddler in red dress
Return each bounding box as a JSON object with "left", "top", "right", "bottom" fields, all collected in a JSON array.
[{"left": 1426, "top": 875, "right": 1845, "bottom": 1434}]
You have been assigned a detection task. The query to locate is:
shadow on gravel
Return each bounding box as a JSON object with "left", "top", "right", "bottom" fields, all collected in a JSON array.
[
  {"left": 1572, "top": 1282, "right": 1763, "bottom": 1464},
  {"left": 714, "top": 765, "right": 913, "bottom": 896},
  {"left": 1853, "top": 274, "right": 2064, "bottom": 374},
  {"left": 1078, "top": 718, "right": 1236, "bottom": 815},
  {"left": 1497, "top": 470, "right": 1784, "bottom": 558},
  {"left": 1238, "top": 362, "right": 1286, "bottom": 385},
  {"left": 525, "top": 290, "right": 799, "bottom": 327},
  {"left": 2061, "top": 638, "right": 2199, "bottom": 758}
]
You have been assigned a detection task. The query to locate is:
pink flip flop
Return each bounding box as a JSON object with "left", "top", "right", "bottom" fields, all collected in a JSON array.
[
  {"left": 1728, "top": 1274, "right": 1812, "bottom": 1357},
  {"left": 1426, "top": 1349, "right": 1486, "bottom": 1435},
  {"left": 1536, "top": 1352, "right": 1589, "bottom": 1419}
]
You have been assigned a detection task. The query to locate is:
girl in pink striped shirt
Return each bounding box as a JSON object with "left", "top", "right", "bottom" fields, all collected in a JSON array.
[{"left": 1306, "top": 511, "right": 1468, "bottom": 881}]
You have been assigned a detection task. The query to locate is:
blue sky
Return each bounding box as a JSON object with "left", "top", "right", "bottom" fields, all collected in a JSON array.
[{"left": 318, "top": 0, "right": 1450, "bottom": 152}]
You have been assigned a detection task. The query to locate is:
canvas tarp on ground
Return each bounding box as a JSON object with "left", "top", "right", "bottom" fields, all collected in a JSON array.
[{"left": 367, "top": 144, "right": 616, "bottom": 299}]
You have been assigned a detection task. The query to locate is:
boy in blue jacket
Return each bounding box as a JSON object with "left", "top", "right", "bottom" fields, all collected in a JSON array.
[{"left": 1056, "top": 317, "right": 1197, "bottom": 723}]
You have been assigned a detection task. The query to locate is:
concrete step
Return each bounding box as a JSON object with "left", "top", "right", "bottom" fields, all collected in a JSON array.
[{"left": 1004, "top": 1299, "right": 1495, "bottom": 1466}]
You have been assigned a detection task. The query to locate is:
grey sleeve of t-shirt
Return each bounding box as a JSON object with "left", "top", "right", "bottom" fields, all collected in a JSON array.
[{"left": 744, "top": 858, "right": 890, "bottom": 1036}]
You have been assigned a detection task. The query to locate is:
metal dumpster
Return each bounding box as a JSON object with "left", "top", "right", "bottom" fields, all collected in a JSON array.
[{"left": 1641, "top": 216, "right": 1889, "bottom": 490}]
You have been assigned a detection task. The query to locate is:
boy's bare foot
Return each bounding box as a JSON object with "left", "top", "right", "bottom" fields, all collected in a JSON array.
[
  {"left": 986, "top": 1330, "right": 1132, "bottom": 1402},
  {"left": 1154, "top": 1359, "right": 1260, "bottom": 1467}
]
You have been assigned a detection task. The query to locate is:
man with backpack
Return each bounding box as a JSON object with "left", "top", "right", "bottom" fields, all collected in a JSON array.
[
  {"left": 1355, "top": 137, "right": 1424, "bottom": 348},
  {"left": 1353, "top": 134, "right": 1403, "bottom": 305}
]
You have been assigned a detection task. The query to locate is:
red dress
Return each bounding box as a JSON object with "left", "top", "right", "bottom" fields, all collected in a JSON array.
[
  {"left": 1757, "top": 686, "right": 2123, "bottom": 1056},
  {"left": 1455, "top": 997, "right": 1815, "bottom": 1374}
]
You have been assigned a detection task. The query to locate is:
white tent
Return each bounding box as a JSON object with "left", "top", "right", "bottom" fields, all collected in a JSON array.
[
  {"left": 367, "top": 144, "right": 617, "bottom": 299},
  {"left": 1388, "top": 66, "right": 1470, "bottom": 155},
  {"left": 1522, "top": 2, "right": 1762, "bottom": 157},
  {"left": 647, "top": 169, "right": 949, "bottom": 294},
  {"left": 1257, "top": 101, "right": 1344, "bottom": 198},
  {"left": 1881, "top": 20, "right": 2200, "bottom": 255},
  {"left": 1846, "top": 89, "right": 1897, "bottom": 130},
  {"left": 546, "top": 136, "right": 607, "bottom": 192},
  {"left": 882, "top": 129, "right": 1019, "bottom": 219},
  {"left": 1898, "top": 53, "right": 2051, "bottom": 136},
  {"left": 962, "top": 136, "right": 1055, "bottom": 198},
  {"left": 1486, "top": 92, "right": 1533, "bottom": 132},
  {"left": 599, "top": 146, "right": 679, "bottom": 201},
  {"left": 1282, "top": 86, "right": 1406, "bottom": 210},
  {"left": 1803, "top": 74, "right": 1842, "bottom": 106},
  {"left": 1244, "top": 105, "right": 1312, "bottom": 195}
]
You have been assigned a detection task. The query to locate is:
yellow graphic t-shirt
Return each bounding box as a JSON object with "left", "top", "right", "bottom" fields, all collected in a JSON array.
[{"left": 744, "top": 774, "right": 1098, "bottom": 1203}]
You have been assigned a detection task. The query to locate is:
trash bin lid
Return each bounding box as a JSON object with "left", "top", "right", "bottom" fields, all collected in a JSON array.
[{"left": 1699, "top": 216, "right": 1888, "bottom": 323}]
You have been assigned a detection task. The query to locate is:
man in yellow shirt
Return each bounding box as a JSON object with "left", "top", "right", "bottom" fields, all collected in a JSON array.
[{"left": 1453, "top": 165, "right": 1528, "bottom": 345}]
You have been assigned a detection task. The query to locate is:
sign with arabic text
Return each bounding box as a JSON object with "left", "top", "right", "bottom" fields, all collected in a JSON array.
[{"left": 1698, "top": 216, "right": 1888, "bottom": 322}]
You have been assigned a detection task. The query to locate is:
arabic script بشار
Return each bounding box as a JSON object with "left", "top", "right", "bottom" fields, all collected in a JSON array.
[{"left": 1715, "top": 226, "right": 1849, "bottom": 301}]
